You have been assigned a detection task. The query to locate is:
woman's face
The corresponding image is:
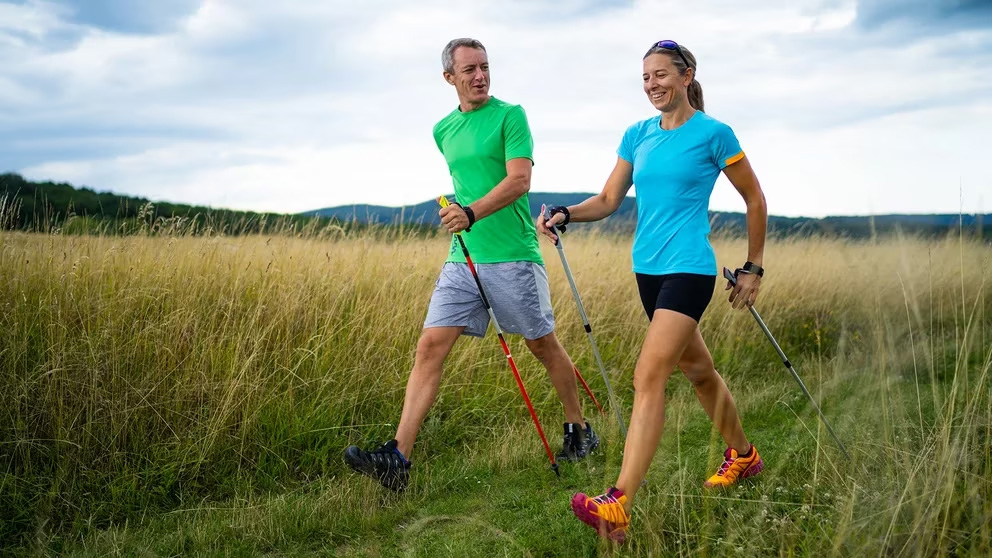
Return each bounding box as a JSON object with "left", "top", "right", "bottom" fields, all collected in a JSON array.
[{"left": 642, "top": 53, "right": 692, "bottom": 112}]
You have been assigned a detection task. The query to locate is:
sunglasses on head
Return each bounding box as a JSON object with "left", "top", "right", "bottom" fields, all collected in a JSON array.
[{"left": 648, "top": 40, "right": 693, "bottom": 70}]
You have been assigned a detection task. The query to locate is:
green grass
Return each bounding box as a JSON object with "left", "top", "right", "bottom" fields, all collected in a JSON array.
[{"left": 1, "top": 230, "right": 990, "bottom": 556}]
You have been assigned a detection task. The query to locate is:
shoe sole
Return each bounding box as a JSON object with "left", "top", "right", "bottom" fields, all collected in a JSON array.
[{"left": 570, "top": 493, "right": 627, "bottom": 542}]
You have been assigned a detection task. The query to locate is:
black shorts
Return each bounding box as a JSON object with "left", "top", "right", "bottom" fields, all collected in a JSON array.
[{"left": 636, "top": 273, "right": 716, "bottom": 323}]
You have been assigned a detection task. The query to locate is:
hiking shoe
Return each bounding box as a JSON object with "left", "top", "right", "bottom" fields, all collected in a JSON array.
[
  {"left": 343, "top": 439, "right": 411, "bottom": 492},
  {"left": 571, "top": 487, "right": 630, "bottom": 542},
  {"left": 556, "top": 421, "right": 600, "bottom": 462},
  {"left": 704, "top": 444, "right": 764, "bottom": 488}
]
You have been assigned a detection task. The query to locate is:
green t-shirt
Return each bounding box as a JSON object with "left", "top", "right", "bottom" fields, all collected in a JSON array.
[{"left": 433, "top": 97, "right": 543, "bottom": 265}]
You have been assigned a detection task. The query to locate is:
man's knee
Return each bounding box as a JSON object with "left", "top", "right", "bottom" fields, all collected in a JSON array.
[
  {"left": 415, "top": 328, "right": 458, "bottom": 366},
  {"left": 524, "top": 332, "right": 565, "bottom": 364}
]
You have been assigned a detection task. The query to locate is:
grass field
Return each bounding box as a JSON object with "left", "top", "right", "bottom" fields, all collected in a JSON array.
[{"left": 1, "top": 227, "right": 990, "bottom": 556}]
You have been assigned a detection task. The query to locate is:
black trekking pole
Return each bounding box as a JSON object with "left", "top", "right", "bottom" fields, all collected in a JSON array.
[
  {"left": 438, "top": 196, "right": 560, "bottom": 476},
  {"left": 541, "top": 205, "right": 628, "bottom": 438},
  {"left": 723, "top": 267, "right": 850, "bottom": 459}
]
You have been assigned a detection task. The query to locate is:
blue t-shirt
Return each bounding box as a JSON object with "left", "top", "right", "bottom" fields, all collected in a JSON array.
[{"left": 617, "top": 111, "right": 744, "bottom": 276}]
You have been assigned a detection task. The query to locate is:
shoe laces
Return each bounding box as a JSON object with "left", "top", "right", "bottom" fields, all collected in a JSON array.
[
  {"left": 592, "top": 487, "right": 622, "bottom": 506},
  {"left": 590, "top": 488, "right": 628, "bottom": 525},
  {"left": 369, "top": 443, "right": 406, "bottom": 468},
  {"left": 562, "top": 424, "right": 582, "bottom": 449},
  {"left": 716, "top": 449, "right": 737, "bottom": 476}
]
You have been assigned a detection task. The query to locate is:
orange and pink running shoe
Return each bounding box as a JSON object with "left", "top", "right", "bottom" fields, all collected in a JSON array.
[
  {"left": 704, "top": 444, "right": 764, "bottom": 488},
  {"left": 570, "top": 487, "right": 631, "bottom": 542}
]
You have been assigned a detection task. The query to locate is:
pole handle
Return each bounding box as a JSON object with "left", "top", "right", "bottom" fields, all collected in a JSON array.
[
  {"left": 540, "top": 203, "right": 565, "bottom": 247},
  {"left": 437, "top": 195, "right": 463, "bottom": 237},
  {"left": 541, "top": 204, "right": 565, "bottom": 232},
  {"left": 723, "top": 266, "right": 737, "bottom": 285},
  {"left": 541, "top": 203, "right": 552, "bottom": 224}
]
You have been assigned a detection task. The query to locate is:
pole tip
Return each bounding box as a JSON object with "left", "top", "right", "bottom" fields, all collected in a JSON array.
[{"left": 552, "top": 463, "right": 560, "bottom": 478}]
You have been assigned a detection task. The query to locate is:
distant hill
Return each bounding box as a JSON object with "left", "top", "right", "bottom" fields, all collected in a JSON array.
[
  {"left": 306, "top": 193, "right": 991, "bottom": 239},
  {"left": 3, "top": 173, "right": 987, "bottom": 239},
  {"left": 0, "top": 173, "right": 361, "bottom": 236},
  {"left": 303, "top": 194, "right": 639, "bottom": 228}
]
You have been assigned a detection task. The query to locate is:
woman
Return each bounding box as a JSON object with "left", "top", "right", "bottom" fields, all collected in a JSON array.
[{"left": 538, "top": 40, "right": 768, "bottom": 542}]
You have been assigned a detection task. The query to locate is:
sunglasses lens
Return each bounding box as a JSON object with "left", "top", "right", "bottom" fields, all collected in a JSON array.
[{"left": 655, "top": 40, "right": 677, "bottom": 49}]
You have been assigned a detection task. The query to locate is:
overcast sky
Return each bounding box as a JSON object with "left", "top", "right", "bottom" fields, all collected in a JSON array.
[{"left": 1, "top": 0, "right": 990, "bottom": 217}]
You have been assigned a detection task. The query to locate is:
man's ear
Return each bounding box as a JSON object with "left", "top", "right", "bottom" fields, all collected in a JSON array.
[{"left": 443, "top": 71, "right": 455, "bottom": 85}]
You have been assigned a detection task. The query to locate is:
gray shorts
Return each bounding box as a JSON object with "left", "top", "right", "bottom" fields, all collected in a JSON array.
[{"left": 424, "top": 262, "right": 555, "bottom": 340}]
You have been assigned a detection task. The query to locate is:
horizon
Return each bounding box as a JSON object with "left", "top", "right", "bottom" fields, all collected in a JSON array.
[
  {"left": 9, "top": 173, "right": 991, "bottom": 221},
  {"left": 6, "top": 172, "right": 989, "bottom": 221},
  {"left": 305, "top": 193, "right": 991, "bottom": 220}
]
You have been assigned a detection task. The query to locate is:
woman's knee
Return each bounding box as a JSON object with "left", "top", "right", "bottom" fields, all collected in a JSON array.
[
  {"left": 633, "top": 364, "right": 675, "bottom": 393},
  {"left": 680, "top": 356, "right": 717, "bottom": 388}
]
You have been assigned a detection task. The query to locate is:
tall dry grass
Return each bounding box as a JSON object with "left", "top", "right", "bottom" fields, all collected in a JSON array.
[{"left": 0, "top": 226, "right": 989, "bottom": 555}]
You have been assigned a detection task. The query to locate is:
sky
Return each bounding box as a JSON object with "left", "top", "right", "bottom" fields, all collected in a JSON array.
[{"left": 1, "top": 0, "right": 991, "bottom": 218}]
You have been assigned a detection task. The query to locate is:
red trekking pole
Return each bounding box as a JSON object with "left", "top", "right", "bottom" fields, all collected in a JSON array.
[{"left": 438, "top": 196, "right": 559, "bottom": 476}]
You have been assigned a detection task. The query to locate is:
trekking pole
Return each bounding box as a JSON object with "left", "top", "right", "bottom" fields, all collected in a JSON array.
[
  {"left": 438, "top": 196, "right": 559, "bottom": 476},
  {"left": 723, "top": 267, "right": 851, "bottom": 459},
  {"left": 541, "top": 205, "right": 628, "bottom": 438},
  {"left": 572, "top": 365, "right": 605, "bottom": 417}
]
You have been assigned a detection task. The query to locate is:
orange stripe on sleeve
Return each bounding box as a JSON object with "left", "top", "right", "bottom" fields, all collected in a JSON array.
[{"left": 724, "top": 151, "right": 745, "bottom": 167}]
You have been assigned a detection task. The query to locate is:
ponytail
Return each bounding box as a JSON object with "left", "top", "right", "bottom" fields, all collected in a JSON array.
[{"left": 687, "top": 78, "right": 704, "bottom": 112}]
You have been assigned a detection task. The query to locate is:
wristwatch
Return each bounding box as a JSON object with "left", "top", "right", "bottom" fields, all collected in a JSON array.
[
  {"left": 741, "top": 261, "right": 764, "bottom": 277},
  {"left": 452, "top": 202, "right": 476, "bottom": 231}
]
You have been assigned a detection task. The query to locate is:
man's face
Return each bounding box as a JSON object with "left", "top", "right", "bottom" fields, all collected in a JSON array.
[{"left": 445, "top": 46, "right": 489, "bottom": 107}]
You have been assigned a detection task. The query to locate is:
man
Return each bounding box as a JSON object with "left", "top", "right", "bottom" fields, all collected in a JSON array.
[{"left": 343, "top": 38, "right": 600, "bottom": 491}]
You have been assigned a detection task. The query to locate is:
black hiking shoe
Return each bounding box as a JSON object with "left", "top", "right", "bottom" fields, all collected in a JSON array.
[
  {"left": 556, "top": 421, "right": 600, "bottom": 463},
  {"left": 343, "top": 439, "right": 411, "bottom": 492}
]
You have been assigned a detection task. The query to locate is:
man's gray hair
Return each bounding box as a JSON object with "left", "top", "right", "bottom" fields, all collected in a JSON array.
[{"left": 442, "top": 38, "right": 486, "bottom": 73}]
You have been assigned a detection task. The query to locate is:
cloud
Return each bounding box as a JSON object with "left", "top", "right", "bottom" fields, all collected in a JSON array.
[
  {"left": 43, "top": 0, "right": 201, "bottom": 34},
  {"left": 2, "top": 0, "right": 991, "bottom": 216},
  {"left": 484, "top": 0, "right": 634, "bottom": 21},
  {"left": 856, "top": 0, "right": 992, "bottom": 31}
]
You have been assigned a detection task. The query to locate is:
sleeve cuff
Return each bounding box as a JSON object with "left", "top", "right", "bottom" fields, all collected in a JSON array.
[
  {"left": 722, "top": 151, "right": 745, "bottom": 169},
  {"left": 505, "top": 154, "right": 534, "bottom": 164}
]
